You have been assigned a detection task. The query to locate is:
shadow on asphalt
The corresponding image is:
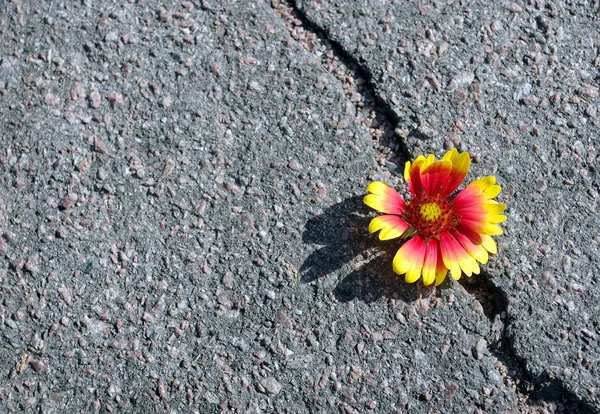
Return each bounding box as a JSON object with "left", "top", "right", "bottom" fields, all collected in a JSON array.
[
  {"left": 301, "top": 195, "right": 435, "bottom": 304},
  {"left": 301, "top": 197, "right": 596, "bottom": 412}
]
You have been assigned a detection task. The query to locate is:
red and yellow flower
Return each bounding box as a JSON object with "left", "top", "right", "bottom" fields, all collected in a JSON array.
[{"left": 364, "top": 149, "right": 506, "bottom": 286}]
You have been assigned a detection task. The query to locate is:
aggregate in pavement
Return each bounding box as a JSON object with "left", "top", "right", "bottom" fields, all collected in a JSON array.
[
  {"left": 296, "top": 0, "right": 600, "bottom": 411},
  {"left": 0, "top": 0, "right": 596, "bottom": 413}
]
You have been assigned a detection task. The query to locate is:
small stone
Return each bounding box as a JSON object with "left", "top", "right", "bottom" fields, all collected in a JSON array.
[
  {"left": 490, "top": 20, "right": 504, "bottom": 32},
  {"left": 581, "top": 329, "right": 596, "bottom": 340},
  {"left": 222, "top": 272, "right": 233, "bottom": 289},
  {"left": 258, "top": 377, "right": 281, "bottom": 396},
  {"left": 44, "top": 92, "right": 60, "bottom": 106},
  {"left": 107, "top": 92, "right": 124, "bottom": 105},
  {"left": 55, "top": 226, "right": 68, "bottom": 238},
  {"left": 59, "top": 285, "right": 73, "bottom": 306},
  {"left": 106, "top": 384, "right": 120, "bottom": 398},
  {"left": 94, "top": 136, "right": 109, "bottom": 154},
  {"left": 122, "top": 33, "right": 138, "bottom": 44},
  {"left": 448, "top": 72, "right": 474, "bottom": 90},
  {"left": 76, "top": 155, "right": 93, "bottom": 173},
  {"left": 70, "top": 82, "right": 87, "bottom": 100},
  {"left": 25, "top": 254, "right": 40, "bottom": 275},
  {"left": 105, "top": 31, "right": 119, "bottom": 42},
  {"left": 371, "top": 332, "right": 384, "bottom": 342},
  {"left": 159, "top": 10, "right": 172, "bottom": 23},
  {"left": 30, "top": 360, "right": 45, "bottom": 373},
  {"left": 416, "top": 39, "right": 435, "bottom": 57},
  {"left": 472, "top": 338, "right": 487, "bottom": 360},
  {"left": 507, "top": 2, "right": 522, "bottom": 12},
  {"left": 157, "top": 379, "right": 166, "bottom": 399},
  {"left": 579, "top": 84, "right": 599, "bottom": 100},
  {"left": 161, "top": 95, "right": 173, "bottom": 108},
  {"left": 59, "top": 196, "right": 74, "bottom": 210},
  {"left": 194, "top": 201, "right": 207, "bottom": 216},
  {"left": 160, "top": 158, "right": 176, "bottom": 180},
  {"left": 16, "top": 355, "right": 33, "bottom": 374},
  {"left": 89, "top": 90, "right": 102, "bottom": 108},
  {"left": 288, "top": 160, "right": 302, "bottom": 171}
]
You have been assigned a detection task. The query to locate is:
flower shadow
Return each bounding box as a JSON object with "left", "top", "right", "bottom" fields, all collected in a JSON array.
[{"left": 301, "top": 195, "right": 433, "bottom": 303}]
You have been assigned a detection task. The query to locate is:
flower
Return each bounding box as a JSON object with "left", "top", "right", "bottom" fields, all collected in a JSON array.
[{"left": 364, "top": 149, "right": 506, "bottom": 286}]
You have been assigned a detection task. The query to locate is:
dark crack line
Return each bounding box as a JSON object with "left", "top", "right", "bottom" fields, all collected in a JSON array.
[
  {"left": 461, "top": 274, "right": 596, "bottom": 413},
  {"left": 274, "top": 1, "right": 598, "bottom": 412},
  {"left": 286, "top": 0, "right": 430, "bottom": 152},
  {"left": 272, "top": 0, "right": 412, "bottom": 165}
]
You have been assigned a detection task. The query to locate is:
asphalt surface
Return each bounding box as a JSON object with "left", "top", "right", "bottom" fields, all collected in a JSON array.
[
  {"left": 295, "top": 0, "right": 600, "bottom": 411},
  {"left": 0, "top": 0, "right": 599, "bottom": 412}
]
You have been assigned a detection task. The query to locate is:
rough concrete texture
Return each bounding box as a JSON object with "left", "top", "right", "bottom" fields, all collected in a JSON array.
[
  {"left": 296, "top": 0, "right": 600, "bottom": 411},
  {"left": 0, "top": 0, "right": 597, "bottom": 413}
]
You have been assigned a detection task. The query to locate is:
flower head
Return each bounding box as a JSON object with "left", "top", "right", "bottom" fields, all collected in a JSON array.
[{"left": 364, "top": 149, "right": 506, "bottom": 286}]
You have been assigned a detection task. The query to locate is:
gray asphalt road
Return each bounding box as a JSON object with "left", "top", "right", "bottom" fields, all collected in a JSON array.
[
  {"left": 0, "top": 0, "right": 598, "bottom": 412},
  {"left": 296, "top": 0, "right": 600, "bottom": 411}
]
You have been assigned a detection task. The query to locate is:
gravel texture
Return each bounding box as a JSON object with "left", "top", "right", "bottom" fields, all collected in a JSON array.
[{"left": 0, "top": 0, "right": 597, "bottom": 413}]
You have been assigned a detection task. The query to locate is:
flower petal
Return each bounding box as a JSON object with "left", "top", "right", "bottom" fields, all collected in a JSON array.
[
  {"left": 421, "top": 159, "right": 452, "bottom": 196},
  {"left": 441, "top": 149, "right": 470, "bottom": 196},
  {"left": 422, "top": 238, "right": 441, "bottom": 286},
  {"left": 405, "top": 155, "right": 430, "bottom": 194},
  {"left": 453, "top": 231, "right": 488, "bottom": 265},
  {"left": 455, "top": 223, "right": 483, "bottom": 245},
  {"left": 403, "top": 161, "right": 412, "bottom": 186},
  {"left": 409, "top": 164, "right": 423, "bottom": 195},
  {"left": 441, "top": 148, "right": 459, "bottom": 162},
  {"left": 364, "top": 182, "right": 406, "bottom": 214},
  {"left": 439, "top": 232, "right": 463, "bottom": 280},
  {"left": 368, "top": 215, "right": 409, "bottom": 240},
  {"left": 465, "top": 258, "right": 480, "bottom": 277},
  {"left": 435, "top": 263, "right": 448, "bottom": 286},
  {"left": 456, "top": 218, "right": 486, "bottom": 235},
  {"left": 453, "top": 186, "right": 485, "bottom": 210},
  {"left": 467, "top": 176, "right": 501, "bottom": 199},
  {"left": 440, "top": 232, "right": 481, "bottom": 279},
  {"left": 484, "top": 184, "right": 502, "bottom": 199},
  {"left": 453, "top": 181, "right": 505, "bottom": 236},
  {"left": 481, "top": 234, "right": 497, "bottom": 254},
  {"left": 393, "top": 236, "right": 426, "bottom": 283},
  {"left": 458, "top": 209, "right": 488, "bottom": 222},
  {"left": 484, "top": 202, "right": 506, "bottom": 214},
  {"left": 489, "top": 214, "right": 507, "bottom": 223},
  {"left": 480, "top": 223, "right": 503, "bottom": 235}
]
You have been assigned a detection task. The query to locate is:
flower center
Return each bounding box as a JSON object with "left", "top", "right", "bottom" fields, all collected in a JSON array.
[
  {"left": 404, "top": 195, "right": 456, "bottom": 239},
  {"left": 420, "top": 202, "right": 442, "bottom": 222}
]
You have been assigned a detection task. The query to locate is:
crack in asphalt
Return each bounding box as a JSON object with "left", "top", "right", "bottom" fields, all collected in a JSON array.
[
  {"left": 461, "top": 276, "right": 594, "bottom": 412},
  {"left": 271, "top": 0, "right": 411, "bottom": 168},
  {"left": 272, "top": 1, "right": 596, "bottom": 412}
]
